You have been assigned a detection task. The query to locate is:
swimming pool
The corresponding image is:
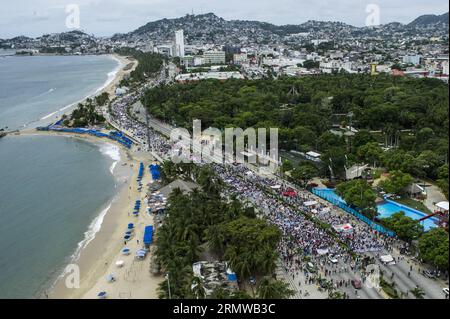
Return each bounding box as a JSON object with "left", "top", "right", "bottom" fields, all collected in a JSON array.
[
  {"left": 314, "top": 188, "right": 437, "bottom": 231},
  {"left": 377, "top": 200, "right": 437, "bottom": 231}
]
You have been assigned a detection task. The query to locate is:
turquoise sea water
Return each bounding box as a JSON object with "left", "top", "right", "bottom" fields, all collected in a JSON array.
[{"left": 0, "top": 55, "right": 120, "bottom": 298}]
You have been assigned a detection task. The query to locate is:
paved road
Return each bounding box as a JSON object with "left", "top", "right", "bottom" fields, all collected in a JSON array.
[
  {"left": 109, "top": 65, "right": 448, "bottom": 299},
  {"left": 424, "top": 183, "right": 447, "bottom": 212}
]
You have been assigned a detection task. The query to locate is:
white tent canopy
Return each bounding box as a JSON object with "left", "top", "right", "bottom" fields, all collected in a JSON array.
[
  {"left": 304, "top": 200, "right": 318, "bottom": 207},
  {"left": 333, "top": 223, "right": 353, "bottom": 233},
  {"left": 317, "top": 249, "right": 329, "bottom": 255},
  {"left": 306, "top": 151, "right": 321, "bottom": 158},
  {"left": 380, "top": 254, "right": 396, "bottom": 265},
  {"left": 436, "top": 201, "right": 449, "bottom": 211}
]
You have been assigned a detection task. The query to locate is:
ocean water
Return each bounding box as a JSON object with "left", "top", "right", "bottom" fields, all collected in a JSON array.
[
  {"left": 0, "top": 55, "right": 121, "bottom": 298},
  {"left": 0, "top": 54, "right": 119, "bottom": 130}
]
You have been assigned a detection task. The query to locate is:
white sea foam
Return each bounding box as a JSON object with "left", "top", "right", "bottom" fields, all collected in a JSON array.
[
  {"left": 99, "top": 143, "right": 121, "bottom": 174},
  {"left": 40, "top": 111, "right": 58, "bottom": 120},
  {"left": 37, "top": 88, "right": 56, "bottom": 98},
  {"left": 32, "top": 55, "right": 122, "bottom": 128},
  {"left": 49, "top": 142, "right": 122, "bottom": 293},
  {"left": 57, "top": 201, "right": 113, "bottom": 278},
  {"left": 95, "top": 55, "right": 123, "bottom": 94}
]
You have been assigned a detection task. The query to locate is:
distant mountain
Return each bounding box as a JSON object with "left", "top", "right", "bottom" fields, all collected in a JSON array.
[
  {"left": 408, "top": 12, "right": 449, "bottom": 27},
  {"left": 3, "top": 11, "right": 448, "bottom": 47},
  {"left": 111, "top": 12, "right": 448, "bottom": 45}
]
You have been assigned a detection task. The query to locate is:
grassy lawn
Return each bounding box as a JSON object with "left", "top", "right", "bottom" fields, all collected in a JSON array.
[{"left": 394, "top": 198, "right": 432, "bottom": 215}]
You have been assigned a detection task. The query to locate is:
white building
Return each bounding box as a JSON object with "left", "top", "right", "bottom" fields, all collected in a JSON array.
[
  {"left": 156, "top": 45, "right": 173, "bottom": 57},
  {"left": 233, "top": 53, "right": 248, "bottom": 65},
  {"left": 402, "top": 54, "right": 422, "bottom": 65},
  {"left": 203, "top": 50, "right": 226, "bottom": 65},
  {"left": 174, "top": 30, "right": 185, "bottom": 58},
  {"left": 442, "top": 60, "right": 449, "bottom": 76},
  {"left": 175, "top": 71, "right": 244, "bottom": 82}
]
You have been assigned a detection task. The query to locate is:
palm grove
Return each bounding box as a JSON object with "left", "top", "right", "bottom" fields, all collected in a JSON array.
[{"left": 155, "top": 163, "right": 294, "bottom": 299}]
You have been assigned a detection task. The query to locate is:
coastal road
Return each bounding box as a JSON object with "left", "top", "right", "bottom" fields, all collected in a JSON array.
[
  {"left": 366, "top": 250, "right": 447, "bottom": 299},
  {"left": 110, "top": 66, "right": 448, "bottom": 300}
]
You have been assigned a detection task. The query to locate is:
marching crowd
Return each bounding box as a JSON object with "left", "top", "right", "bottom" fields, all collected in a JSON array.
[
  {"left": 110, "top": 91, "right": 172, "bottom": 157},
  {"left": 109, "top": 85, "right": 399, "bottom": 297}
]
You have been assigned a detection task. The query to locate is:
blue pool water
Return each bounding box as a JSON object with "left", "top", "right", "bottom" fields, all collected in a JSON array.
[
  {"left": 315, "top": 189, "right": 437, "bottom": 231},
  {"left": 377, "top": 201, "right": 437, "bottom": 231}
]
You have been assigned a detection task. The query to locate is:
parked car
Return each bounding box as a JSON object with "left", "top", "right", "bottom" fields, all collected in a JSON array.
[
  {"left": 443, "top": 288, "right": 449, "bottom": 297},
  {"left": 423, "top": 270, "right": 436, "bottom": 279},
  {"left": 328, "top": 254, "right": 338, "bottom": 264},
  {"left": 306, "top": 262, "right": 317, "bottom": 273},
  {"left": 351, "top": 279, "right": 362, "bottom": 289}
]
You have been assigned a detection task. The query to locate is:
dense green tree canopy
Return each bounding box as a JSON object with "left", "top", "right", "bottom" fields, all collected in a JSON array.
[
  {"left": 379, "top": 170, "right": 414, "bottom": 195},
  {"left": 418, "top": 228, "right": 449, "bottom": 270},
  {"left": 143, "top": 74, "right": 448, "bottom": 184},
  {"left": 291, "top": 162, "right": 319, "bottom": 188},
  {"left": 357, "top": 142, "right": 383, "bottom": 167},
  {"left": 336, "top": 179, "right": 378, "bottom": 219},
  {"left": 381, "top": 212, "right": 424, "bottom": 242},
  {"left": 256, "top": 277, "right": 295, "bottom": 299},
  {"left": 216, "top": 216, "right": 281, "bottom": 280}
]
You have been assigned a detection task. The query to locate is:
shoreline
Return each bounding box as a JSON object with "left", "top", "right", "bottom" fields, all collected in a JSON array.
[
  {"left": 47, "top": 133, "right": 135, "bottom": 299},
  {"left": 15, "top": 130, "right": 162, "bottom": 299},
  {"left": 3, "top": 52, "right": 164, "bottom": 299},
  {"left": 7, "top": 132, "right": 134, "bottom": 297},
  {"left": 4, "top": 54, "right": 163, "bottom": 299},
  {"left": 4, "top": 53, "right": 137, "bottom": 132},
  {"left": 36, "top": 53, "right": 136, "bottom": 128}
]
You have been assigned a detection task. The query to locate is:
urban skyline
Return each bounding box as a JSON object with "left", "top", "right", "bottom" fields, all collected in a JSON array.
[{"left": 0, "top": 0, "right": 448, "bottom": 38}]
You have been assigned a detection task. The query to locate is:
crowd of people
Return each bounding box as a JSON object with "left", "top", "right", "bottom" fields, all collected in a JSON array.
[
  {"left": 111, "top": 88, "right": 391, "bottom": 254},
  {"left": 108, "top": 83, "right": 401, "bottom": 297},
  {"left": 110, "top": 89, "right": 172, "bottom": 158}
]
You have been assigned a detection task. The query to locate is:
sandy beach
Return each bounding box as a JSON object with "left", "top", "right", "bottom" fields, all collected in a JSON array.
[
  {"left": 30, "top": 53, "right": 138, "bottom": 129},
  {"left": 14, "top": 130, "right": 163, "bottom": 299},
  {"left": 12, "top": 55, "right": 164, "bottom": 299},
  {"left": 47, "top": 136, "right": 162, "bottom": 299}
]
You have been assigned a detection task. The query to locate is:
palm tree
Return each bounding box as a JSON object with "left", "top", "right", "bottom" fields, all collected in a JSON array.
[
  {"left": 205, "top": 225, "right": 225, "bottom": 256},
  {"left": 328, "top": 290, "right": 346, "bottom": 299},
  {"left": 161, "top": 161, "right": 178, "bottom": 184},
  {"left": 410, "top": 287, "right": 425, "bottom": 299},
  {"left": 255, "top": 246, "right": 278, "bottom": 275},
  {"left": 191, "top": 276, "right": 207, "bottom": 299},
  {"left": 211, "top": 287, "right": 232, "bottom": 299},
  {"left": 196, "top": 166, "right": 222, "bottom": 197},
  {"left": 256, "top": 277, "right": 295, "bottom": 299},
  {"left": 232, "top": 250, "right": 254, "bottom": 280},
  {"left": 226, "top": 195, "right": 244, "bottom": 220}
]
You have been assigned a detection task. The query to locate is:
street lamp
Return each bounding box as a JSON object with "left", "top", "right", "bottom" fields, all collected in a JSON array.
[{"left": 165, "top": 273, "right": 172, "bottom": 299}]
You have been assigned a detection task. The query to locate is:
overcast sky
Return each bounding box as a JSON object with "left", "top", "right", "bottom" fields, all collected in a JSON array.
[{"left": 1, "top": 0, "right": 448, "bottom": 38}]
